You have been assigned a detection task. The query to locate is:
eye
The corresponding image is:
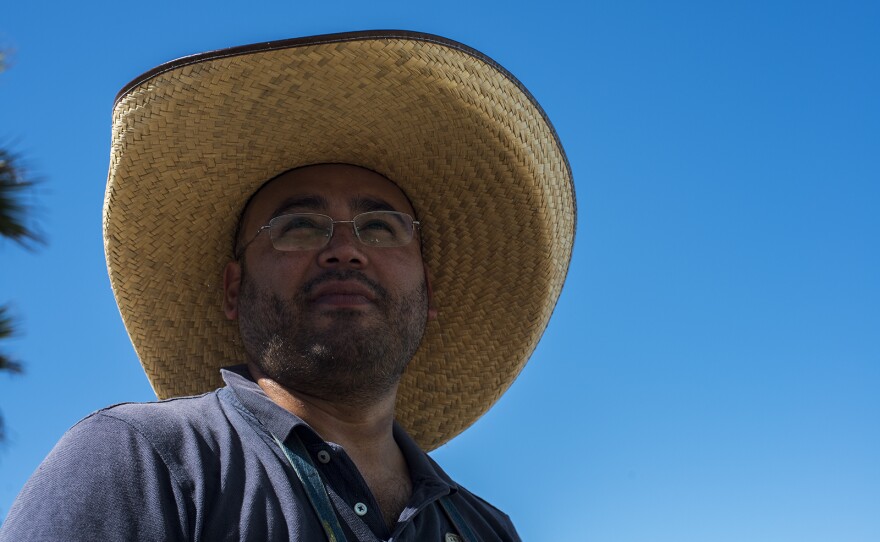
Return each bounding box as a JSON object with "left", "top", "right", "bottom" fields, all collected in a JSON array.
[
  {"left": 282, "top": 216, "right": 322, "bottom": 231},
  {"left": 355, "top": 212, "right": 410, "bottom": 245},
  {"left": 359, "top": 217, "right": 396, "bottom": 233},
  {"left": 271, "top": 214, "right": 329, "bottom": 240}
]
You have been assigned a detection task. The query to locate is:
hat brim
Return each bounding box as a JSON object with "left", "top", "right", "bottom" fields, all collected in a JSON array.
[{"left": 104, "top": 30, "right": 575, "bottom": 450}]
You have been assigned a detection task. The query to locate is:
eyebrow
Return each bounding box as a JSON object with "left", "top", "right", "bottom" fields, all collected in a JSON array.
[
  {"left": 350, "top": 196, "right": 399, "bottom": 214},
  {"left": 270, "top": 195, "right": 329, "bottom": 218},
  {"left": 270, "top": 195, "right": 403, "bottom": 218}
]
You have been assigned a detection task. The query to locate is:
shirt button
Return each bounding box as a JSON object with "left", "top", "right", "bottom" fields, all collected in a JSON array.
[
  {"left": 316, "top": 450, "right": 331, "bottom": 464},
  {"left": 354, "top": 502, "right": 368, "bottom": 516}
]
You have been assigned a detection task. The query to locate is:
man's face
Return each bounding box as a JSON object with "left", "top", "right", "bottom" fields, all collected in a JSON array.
[{"left": 223, "top": 164, "right": 434, "bottom": 406}]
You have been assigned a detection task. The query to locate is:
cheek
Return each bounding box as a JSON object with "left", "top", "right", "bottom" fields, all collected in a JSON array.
[
  {"left": 246, "top": 252, "right": 314, "bottom": 292},
  {"left": 382, "top": 253, "right": 428, "bottom": 289}
]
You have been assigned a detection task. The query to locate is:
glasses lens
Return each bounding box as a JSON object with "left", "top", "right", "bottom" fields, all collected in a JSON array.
[
  {"left": 269, "top": 213, "right": 332, "bottom": 250},
  {"left": 354, "top": 211, "right": 414, "bottom": 247}
]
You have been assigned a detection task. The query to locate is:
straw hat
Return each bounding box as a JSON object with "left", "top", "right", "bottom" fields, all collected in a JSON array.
[{"left": 103, "top": 30, "right": 575, "bottom": 451}]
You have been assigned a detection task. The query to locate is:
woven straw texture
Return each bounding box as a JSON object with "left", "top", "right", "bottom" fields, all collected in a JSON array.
[{"left": 103, "top": 31, "right": 575, "bottom": 451}]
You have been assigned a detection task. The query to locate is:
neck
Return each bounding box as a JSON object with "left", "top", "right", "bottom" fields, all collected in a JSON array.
[
  {"left": 247, "top": 362, "right": 399, "bottom": 457},
  {"left": 247, "top": 362, "right": 413, "bottom": 528}
]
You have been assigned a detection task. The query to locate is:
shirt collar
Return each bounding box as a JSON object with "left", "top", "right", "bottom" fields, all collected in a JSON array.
[
  {"left": 221, "top": 364, "right": 458, "bottom": 495},
  {"left": 221, "top": 365, "right": 308, "bottom": 442}
]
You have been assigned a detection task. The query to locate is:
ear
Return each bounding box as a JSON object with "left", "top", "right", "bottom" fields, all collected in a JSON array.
[
  {"left": 424, "top": 265, "right": 438, "bottom": 321},
  {"left": 223, "top": 260, "right": 242, "bottom": 320}
]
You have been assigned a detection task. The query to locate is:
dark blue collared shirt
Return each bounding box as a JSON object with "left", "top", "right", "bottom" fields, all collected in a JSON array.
[{"left": 0, "top": 366, "right": 519, "bottom": 541}]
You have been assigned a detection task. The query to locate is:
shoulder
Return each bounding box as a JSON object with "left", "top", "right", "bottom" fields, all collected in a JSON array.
[
  {"left": 0, "top": 396, "right": 230, "bottom": 541},
  {"left": 81, "top": 391, "right": 243, "bottom": 489},
  {"left": 56, "top": 391, "right": 228, "bottom": 467},
  {"left": 92, "top": 391, "right": 227, "bottom": 444},
  {"left": 447, "top": 482, "right": 521, "bottom": 541},
  {"left": 423, "top": 454, "right": 521, "bottom": 541}
]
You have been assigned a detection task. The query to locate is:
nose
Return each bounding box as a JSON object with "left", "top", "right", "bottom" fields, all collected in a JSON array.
[{"left": 317, "top": 221, "right": 368, "bottom": 269}]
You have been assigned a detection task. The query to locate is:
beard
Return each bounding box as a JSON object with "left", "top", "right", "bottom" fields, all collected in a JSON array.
[{"left": 236, "top": 264, "right": 429, "bottom": 407}]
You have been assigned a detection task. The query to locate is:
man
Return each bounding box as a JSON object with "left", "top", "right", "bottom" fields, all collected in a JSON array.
[{"left": 1, "top": 31, "right": 575, "bottom": 541}]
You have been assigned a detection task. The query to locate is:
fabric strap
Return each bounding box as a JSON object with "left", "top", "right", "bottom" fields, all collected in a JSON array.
[
  {"left": 218, "top": 388, "right": 347, "bottom": 542},
  {"left": 272, "top": 433, "right": 349, "bottom": 542},
  {"left": 275, "top": 434, "right": 481, "bottom": 542},
  {"left": 220, "top": 387, "right": 475, "bottom": 542},
  {"left": 439, "top": 497, "right": 481, "bottom": 542}
]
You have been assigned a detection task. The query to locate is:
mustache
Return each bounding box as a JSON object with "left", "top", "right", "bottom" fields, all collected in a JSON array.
[{"left": 299, "top": 270, "right": 388, "bottom": 301}]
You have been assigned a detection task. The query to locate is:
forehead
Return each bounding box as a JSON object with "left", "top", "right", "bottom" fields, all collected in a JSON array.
[{"left": 242, "top": 164, "right": 416, "bottom": 225}]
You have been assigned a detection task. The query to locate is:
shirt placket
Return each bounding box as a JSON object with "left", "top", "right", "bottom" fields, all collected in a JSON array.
[{"left": 306, "top": 440, "right": 389, "bottom": 540}]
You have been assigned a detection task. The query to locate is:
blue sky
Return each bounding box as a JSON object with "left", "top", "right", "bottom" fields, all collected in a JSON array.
[{"left": 1, "top": 1, "right": 878, "bottom": 540}]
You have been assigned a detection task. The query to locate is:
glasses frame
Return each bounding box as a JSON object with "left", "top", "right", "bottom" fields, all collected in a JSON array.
[{"left": 235, "top": 211, "right": 421, "bottom": 259}]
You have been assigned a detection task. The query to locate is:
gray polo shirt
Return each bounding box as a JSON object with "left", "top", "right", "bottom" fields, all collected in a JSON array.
[{"left": 0, "top": 366, "right": 519, "bottom": 541}]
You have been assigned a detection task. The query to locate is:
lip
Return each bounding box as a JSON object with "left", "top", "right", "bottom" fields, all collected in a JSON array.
[{"left": 308, "top": 280, "right": 378, "bottom": 307}]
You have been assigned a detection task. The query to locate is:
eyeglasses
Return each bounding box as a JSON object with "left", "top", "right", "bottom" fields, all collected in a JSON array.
[{"left": 236, "top": 211, "right": 421, "bottom": 258}]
